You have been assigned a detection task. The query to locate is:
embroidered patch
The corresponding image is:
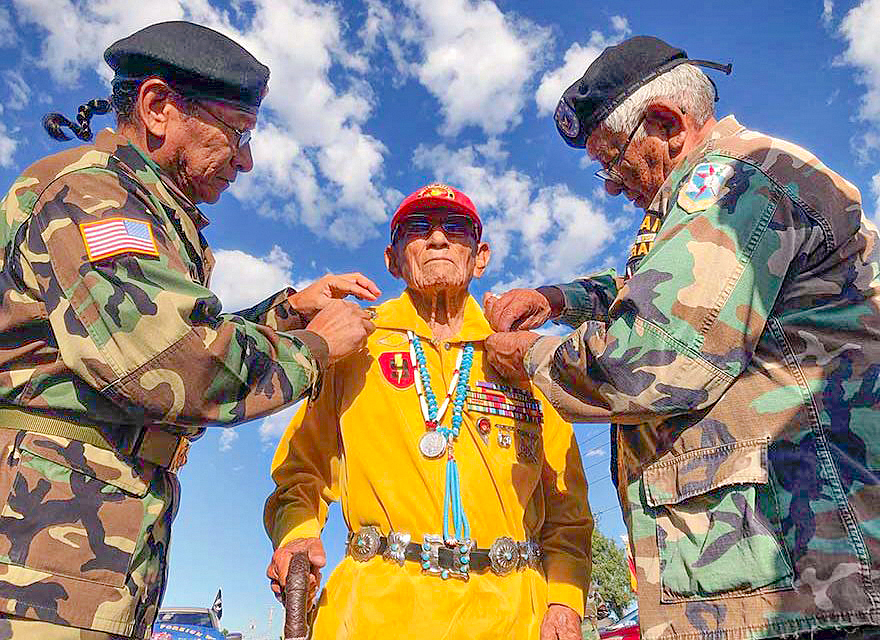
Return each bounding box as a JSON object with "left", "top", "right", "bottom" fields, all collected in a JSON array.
[
  {"left": 79, "top": 217, "right": 158, "bottom": 261},
  {"left": 677, "top": 162, "right": 735, "bottom": 213},
  {"left": 554, "top": 100, "right": 580, "bottom": 138},
  {"left": 378, "top": 351, "right": 415, "bottom": 389}
]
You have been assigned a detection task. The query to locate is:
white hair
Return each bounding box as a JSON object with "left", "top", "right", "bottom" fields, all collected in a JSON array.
[{"left": 600, "top": 63, "right": 716, "bottom": 139}]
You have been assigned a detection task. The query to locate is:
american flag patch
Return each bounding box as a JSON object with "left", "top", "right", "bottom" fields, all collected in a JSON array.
[{"left": 79, "top": 217, "right": 159, "bottom": 262}]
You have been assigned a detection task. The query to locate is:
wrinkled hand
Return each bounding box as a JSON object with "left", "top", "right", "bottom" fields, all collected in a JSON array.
[
  {"left": 483, "top": 289, "right": 552, "bottom": 332},
  {"left": 485, "top": 331, "right": 541, "bottom": 383},
  {"left": 540, "top": 604, "right": 582, "bottom": 640},
  {"left": 306, "top": 299, "right": 375, "bottom": 364},
  {"left": 267, "top": 537, "right": 326, "bottom": 606},
  {"left": 290, "top": 273, "right": 381, "bottom": 321}
]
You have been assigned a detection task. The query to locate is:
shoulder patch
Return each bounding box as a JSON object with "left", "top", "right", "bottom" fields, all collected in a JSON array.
[
  {"left": 378, "top": 351, "right": 415, "bottom": 389},
  {"left": 79, "top": 217, "right": 159, "bottom": 261},
  {"left": 677, "top": 161, "right": 735, "bottom": 213}
]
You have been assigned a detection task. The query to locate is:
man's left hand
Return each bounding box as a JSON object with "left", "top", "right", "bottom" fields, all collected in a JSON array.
[
  {"left": 485, "top": 331, "right": 541, "bottom": 383},
  {"left": 540, "top": 604, "right": 582, "bottom": 640},
  {"left": 289, "top": 273, "right": 381, "bottom": 321}
]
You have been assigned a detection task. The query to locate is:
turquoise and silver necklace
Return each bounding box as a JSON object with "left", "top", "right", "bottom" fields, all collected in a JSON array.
[{"left": 407, "top": 331, "right": 474, "bottom": 543}]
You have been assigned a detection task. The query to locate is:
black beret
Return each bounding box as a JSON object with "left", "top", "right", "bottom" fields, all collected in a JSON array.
[
  {"left": 104, "top": 21, "right": 270, "bottom": 114},
  {"left": 554, "top": 35, "right": 731, "bottom": 148}
]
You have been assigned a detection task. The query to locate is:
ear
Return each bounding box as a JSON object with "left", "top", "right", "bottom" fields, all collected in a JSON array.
[
  {"left": 384, "top": 244, "right": 400, "bottom": 279},
  {"left": 136, "top": 79, "right": 176, "bottom": 139},
  {"left": 472, "top": 242, "right": 491, "bottom": 278},
  {"left": 644, "top": 101, "right": 688, "bottom": 158}
]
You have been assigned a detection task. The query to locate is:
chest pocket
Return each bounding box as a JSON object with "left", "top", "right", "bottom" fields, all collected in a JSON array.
[{"left": 643, "top": 436, "right": 794, "bottom": 602}]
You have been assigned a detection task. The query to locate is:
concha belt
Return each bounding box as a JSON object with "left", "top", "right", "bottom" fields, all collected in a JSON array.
[{"left": 346, "top": 526, "right": 542, "bottom": 581}]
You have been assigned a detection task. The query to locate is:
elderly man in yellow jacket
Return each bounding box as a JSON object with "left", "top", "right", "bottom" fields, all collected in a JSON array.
[{"left": 264, "top": 183, "right": 592, "bottom": 640}]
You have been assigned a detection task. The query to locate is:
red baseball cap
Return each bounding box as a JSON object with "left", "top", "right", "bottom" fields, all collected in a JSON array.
[{"left": 390, "top": 183, "right": 482, "bottom": 240}]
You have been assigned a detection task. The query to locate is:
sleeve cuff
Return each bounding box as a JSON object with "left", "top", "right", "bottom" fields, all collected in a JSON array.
[
  {"left": 524, "top": 335, "right": 565, "bottom": 378},
  {"left": 545, "top": 560, "right": 588, "bottom": 616},
  {"left": 275, "top": 516, "right": 323, "bottom": 549}
]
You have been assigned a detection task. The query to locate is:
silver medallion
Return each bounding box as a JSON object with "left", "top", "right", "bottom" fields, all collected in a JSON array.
[{"left": 419, "top": 431, "right": 447, "bottom": 458}]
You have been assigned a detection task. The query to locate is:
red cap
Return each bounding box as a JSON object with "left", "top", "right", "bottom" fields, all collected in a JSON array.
[{"left": 390, "top": 183, "right": 482, "bottom": 239}]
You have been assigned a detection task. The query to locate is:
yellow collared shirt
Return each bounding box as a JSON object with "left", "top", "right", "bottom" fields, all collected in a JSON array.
[{"left": 265, "top": 291, "right": 592, "bottom": 639}]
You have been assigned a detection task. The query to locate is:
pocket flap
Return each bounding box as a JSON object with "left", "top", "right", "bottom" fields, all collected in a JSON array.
[
  {"left": 644, "top": 436, "right": 769, "bottom": 508},
  {"left": 19, "top": 433, "right": 152, "bottom": 497}
]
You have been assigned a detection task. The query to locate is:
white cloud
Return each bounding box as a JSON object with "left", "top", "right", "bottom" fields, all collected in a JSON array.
[
  {"left": 367, "top": 0, "right": 552, "bottom": 136},
  {"left": 3, "top": 70, "right": 30, "bottom": 110},
  {"left": 535, "top": 16, "right": 630, "bottom": 116},
  {"left": 0, "top": 123, "right": 18, "bottom": 167},
  {"left": 211, "top": 245, "right": 295, "bottom": 311},
  {"left": 0, "top": 6, "right": 15, "bottom": 47},
  {"left": 822, "top": 0, "right": 834, "bottom": 27},
  {"left": 259, "top": 402, "right": 302, "bottom": 444},
  {"left": 871, "top": 171, "right": 880, "bottom": 221},
  {"left": 412, "top": 141, "right": 622, "bottom": 287},
  {"left": 585, "top": 447, "right": 605, "bottom": 457},
  {"left": 9, "top": 0, "right": 399, "bottom": 248},
  {"left": 840, "top": 0, "right": 880, "bottom": 124},
  {"left": 218, "top": 428, "right": 239, "bottom": 452}
]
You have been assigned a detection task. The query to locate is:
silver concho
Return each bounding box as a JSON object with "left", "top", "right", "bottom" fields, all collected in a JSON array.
[
  {"left": 349, "top": 525, "right": 381, "bottom": 562},
  {"left": 554, "top": 100, "right": 580, "bottom": 138},
  {"left": 383, "top": 531, "right": 411, "bottom": 566},
  {"left": 419, "top": 431, "right": 447, "bottom": 458},
  {"left": 489, "top": 536, "right": 520, "bottom": 576}
]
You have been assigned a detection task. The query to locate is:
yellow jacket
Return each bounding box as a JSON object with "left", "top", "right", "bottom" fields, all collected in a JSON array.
[{"left": 265, "top": 291, "right": 592, "bottom": 639}]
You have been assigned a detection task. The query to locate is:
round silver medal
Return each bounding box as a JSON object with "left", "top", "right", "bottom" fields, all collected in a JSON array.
[{"left": 419, "top": 431, "right": 447, "bottom": 458}]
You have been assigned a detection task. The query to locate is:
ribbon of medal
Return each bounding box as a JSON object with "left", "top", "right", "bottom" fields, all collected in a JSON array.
[{"left": 407, "top": 331, "right": 474, "bottom": 547}]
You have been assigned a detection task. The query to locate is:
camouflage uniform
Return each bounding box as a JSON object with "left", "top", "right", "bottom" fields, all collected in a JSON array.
[
  {"left": 527, "top": 115, "right": 880, "bottom": 639},
  {"left": 0, "top": 129, "right": 326, "bottom": 638}
]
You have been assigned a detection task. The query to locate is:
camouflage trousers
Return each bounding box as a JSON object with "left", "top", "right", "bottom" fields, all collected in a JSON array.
[
  {"left": 0, "top": 614, "right": 134, "bottom": 639},
  {"left": 0, "top": 429, "right": 178, "bottom": 637},
  {"left": 786, "top": 627, "right": 880, "bottom": 639}
]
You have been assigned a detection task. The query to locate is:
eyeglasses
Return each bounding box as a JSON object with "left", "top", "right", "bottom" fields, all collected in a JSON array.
[
  {"left": 392, "top": 213, "right": 478, "bottom": 244},
  {"left": 195, "top": 102, "right": 252, "bottom": 149},
  {"left": 594, "top": 113, "right": 646, "bottom": 186}
]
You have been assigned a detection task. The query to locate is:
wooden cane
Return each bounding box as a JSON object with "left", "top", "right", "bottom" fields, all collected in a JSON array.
[{"left": 283, "top": 551, "right": 310, "bottom": 640}]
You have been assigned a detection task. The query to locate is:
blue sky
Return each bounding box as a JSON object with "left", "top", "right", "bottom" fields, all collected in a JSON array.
[{"left": 2, "top": 0, "right": 880, "bottom": 636}]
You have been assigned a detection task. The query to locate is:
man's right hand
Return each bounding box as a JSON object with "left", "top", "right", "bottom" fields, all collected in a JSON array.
[
  {"left": 267, "top": 537, "right": 326, "bottom": 604},
  {"left": 306, "top": 299, "right": 375, "bottom": 363},
  {"left": 484, "top": 289, "right": 554, "bottom": 332}
]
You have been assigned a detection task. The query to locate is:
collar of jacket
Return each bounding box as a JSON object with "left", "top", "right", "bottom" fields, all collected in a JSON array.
[
  {"left": 373, "top": 289, "right": 493, "bottom": 343},
  {"left": 93, "top": 128, "right": 212, "bottom": 230}
]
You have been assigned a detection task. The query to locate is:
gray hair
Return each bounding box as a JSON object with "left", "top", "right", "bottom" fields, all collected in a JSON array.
[{"left": 600, "top": 63, "right": 716, "bottom": 139}]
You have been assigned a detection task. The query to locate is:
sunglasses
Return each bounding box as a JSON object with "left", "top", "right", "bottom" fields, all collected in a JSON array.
[{"left": 392, "top": 213, "right": 478, "bottom": 244}]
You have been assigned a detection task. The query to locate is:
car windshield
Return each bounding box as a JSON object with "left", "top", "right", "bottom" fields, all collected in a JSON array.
[
  {"left": 158, "top": 612, "right": 214, "bottom": 627},
  {"left": 609, "top": 608, "right": 639, "bottom": 629}
]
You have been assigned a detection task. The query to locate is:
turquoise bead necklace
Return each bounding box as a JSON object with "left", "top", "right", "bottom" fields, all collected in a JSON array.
[{"left": 407, "top": 331, "right": 475, "bottom": 558}]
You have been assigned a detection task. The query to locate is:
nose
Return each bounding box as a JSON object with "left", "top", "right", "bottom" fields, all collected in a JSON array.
[
  {"left": 426, "top": 226, "right": 449, "bottom": 247},
  {"left": 234, "top": 141, "right": 254, "bottom": 173}
]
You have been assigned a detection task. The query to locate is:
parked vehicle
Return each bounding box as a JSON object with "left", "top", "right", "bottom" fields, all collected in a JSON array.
[
  {"left": 150, "top": 607, "right": 241, "bottom": 640},
  {"left": 599, "top": 607, "right": 640, "bottom": 640}
]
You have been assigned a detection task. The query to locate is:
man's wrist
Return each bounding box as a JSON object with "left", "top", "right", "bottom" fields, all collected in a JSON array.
[{"left": 536, "top": 286, "right": 565, "bottom": 318}]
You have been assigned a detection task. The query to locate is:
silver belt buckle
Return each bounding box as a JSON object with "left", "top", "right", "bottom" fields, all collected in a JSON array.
[
  {"left": 419, "top": 535, "right": 474, "bottom": 581},
  {"left": 168, "top": 437, "right": 190, "bottom": 473},
  {"left": 348, "top": 526, "right": 381, "bottom": 562}
]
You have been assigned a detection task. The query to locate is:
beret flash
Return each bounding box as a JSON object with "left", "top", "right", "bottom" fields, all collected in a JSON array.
[{"left": 104, "top": 21, "right": 270, "bottom": 114}]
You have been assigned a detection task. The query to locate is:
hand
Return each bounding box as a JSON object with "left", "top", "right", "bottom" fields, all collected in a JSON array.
[
  {"left": 540, "top": 604, "right": 582, "bottom": 640},
  {"left": 267, "top": 537, "right": 326, "bottom": 605},
  {"left": 290, "top": 273, "right": 381, "bottom": 321},
  {"left": 485, "top": 331, "right": 541, "bottom": 383},
  {"left": 306, "top": 299, "right": 376, "bottom": 364},
  {"left": 483, "top": 289, "right": 552, "bottom": 332}
]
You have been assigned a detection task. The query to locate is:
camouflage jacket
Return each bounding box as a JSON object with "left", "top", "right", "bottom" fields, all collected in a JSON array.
[
  {"left": 0, "top": 129, "right": 325, "bottom": 436},
  {"left": 0, "top": 129, "right": 325, "bottom": 636},
  {"left": 527, "top": 116, "right": 880, "bottom": 639}
]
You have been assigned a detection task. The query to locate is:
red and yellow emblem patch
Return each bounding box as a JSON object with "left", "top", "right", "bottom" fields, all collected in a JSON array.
[
  {"left": 378, "top": 351, "right": 415, "bottom": 389},
  {"left": 417, "top": 183, "right": 456, "bottom": 201}
]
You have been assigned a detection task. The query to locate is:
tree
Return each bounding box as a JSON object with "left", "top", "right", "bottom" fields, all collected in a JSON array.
[{"left": 590, "top": 528, "right": 633, "bottom": 619}]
